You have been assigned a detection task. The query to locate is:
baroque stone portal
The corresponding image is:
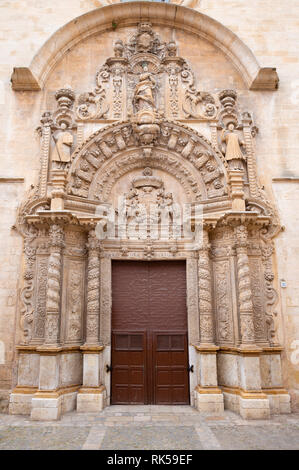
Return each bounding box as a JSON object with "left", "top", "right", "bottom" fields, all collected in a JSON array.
[{"left": 10, "top": 22, "right": 290, "bottom": 421}]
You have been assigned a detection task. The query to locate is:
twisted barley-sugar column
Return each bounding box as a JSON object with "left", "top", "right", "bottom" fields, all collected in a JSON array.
[
  {"left": 44, "top": 224, "right": 64, "bottom": 345},
  {"left": 235, "top": 224, "right": 256, "bottom": 345},
  {"left": 198, "top": 229, "right": 214, "bottom": 344},
  {"left": 85, "top": 229, "right": 101, "bottom": 345}
]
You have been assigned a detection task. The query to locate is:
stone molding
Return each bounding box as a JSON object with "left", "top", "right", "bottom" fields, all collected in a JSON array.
[{"left": 10, "top": 3, "right": 278, "bottom": 91}]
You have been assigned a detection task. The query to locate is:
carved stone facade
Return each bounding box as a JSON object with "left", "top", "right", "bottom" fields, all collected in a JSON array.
[{"left": 2, "top": 3, "right": 296, "bottom": 420}]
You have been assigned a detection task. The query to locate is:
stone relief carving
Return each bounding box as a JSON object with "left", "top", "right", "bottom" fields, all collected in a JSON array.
[
  {"left": 74, "top": 23, "right": 220, "bottom": 124},
  {"left": 67, "top": 120, "right": 227, "bottom": 202},
  {"left": 249, "top": 257, "right": 267, "bottom": 342},
  {"left": 33, "top": 257, "right": 48, "bottom": 341},
  {"left": 214, "top": 260, "right": 234, "bottom": 343},
  {"left": 20, "top": 224, "right": 38, "bottom": 344},
  {"left": 261, "top": 241, "right": 279, "bottom": 345},
  {"left": 66, "top": 268, "right": 83, "bottom": 342}
]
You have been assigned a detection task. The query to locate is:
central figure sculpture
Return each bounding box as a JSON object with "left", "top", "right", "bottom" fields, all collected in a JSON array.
[{"left": 133, "top": 64, "right": 157, "bottom": 112}]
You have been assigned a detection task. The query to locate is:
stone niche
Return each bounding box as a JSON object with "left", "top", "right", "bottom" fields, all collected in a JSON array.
[{"left": 8, "top": 13, "right": 290, "bottom": 420}]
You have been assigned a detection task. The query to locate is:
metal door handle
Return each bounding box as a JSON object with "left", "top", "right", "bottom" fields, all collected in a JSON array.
[
  {"left": 188, "top": 364, "right": 194, "bottom": 373},
  {"left": 106, "top": 364, "right": 112, "bottom": 373}
]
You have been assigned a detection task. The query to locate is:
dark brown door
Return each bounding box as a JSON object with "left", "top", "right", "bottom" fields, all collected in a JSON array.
[{"left": 111, "top": 260, "right": 189, "bottom": 405}]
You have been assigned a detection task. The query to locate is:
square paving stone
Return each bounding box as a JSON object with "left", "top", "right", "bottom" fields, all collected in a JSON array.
[
  {"left": 0, "top": 425, "right": 91, "bottom": 450},
  {"left": 210, "top": 424, "right": 299, "bottom": 450},
  {"left": 100, "top": 425, "right": 203, "bottom": 450}
]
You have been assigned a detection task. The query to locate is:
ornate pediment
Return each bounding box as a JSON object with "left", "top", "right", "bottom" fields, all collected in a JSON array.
[
  {"left": 24, "top": 21, "right": 277, "bottom": 234},
  {"left": 75, "top": 22, "right": 217, "bottom": 122}
]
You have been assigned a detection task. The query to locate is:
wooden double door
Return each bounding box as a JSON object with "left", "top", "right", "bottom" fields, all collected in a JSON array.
[{"left": 111, "top": 260, "right": 190, "bottom": 405}]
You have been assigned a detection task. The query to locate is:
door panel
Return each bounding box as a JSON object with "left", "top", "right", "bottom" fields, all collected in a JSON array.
[
  {"left": 111, "top": 331, "right": 147, "bottom": 404},
  {"left": 111, "top": 261, "right": 189, "bottom": 405},
  {"left": 153, "top": 332, "right": 189, "bottom": 405}
]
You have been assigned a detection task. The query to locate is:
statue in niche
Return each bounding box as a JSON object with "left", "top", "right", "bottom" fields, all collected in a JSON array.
[
  {"left": 133, "top": 64, "right": 156, "bottom": 112},
  {"left": 221, "top": 122, "right": 246, "bottom": 170},
  {"left": 52, "top": 123, "right": 73, "bottom": 169}
]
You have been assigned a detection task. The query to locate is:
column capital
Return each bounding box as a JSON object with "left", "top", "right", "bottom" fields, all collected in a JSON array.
[{"left": 87, "top": 228, "right": 101, "bottom": 252}]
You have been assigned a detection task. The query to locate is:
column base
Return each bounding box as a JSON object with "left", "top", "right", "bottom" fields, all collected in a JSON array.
[
  {"left": 31, "top": 395, "right": 62, "bottom": 421},
  {"left": 30, "top": 387, "right": 79, "bottom": 421},
  {"left": 195, "top": 387, "right": 224, "bottom": 414},
  {"left": 265, "top": 390, "right": 291, "bottom": 415},
  {"left": 77, "top": 386, "right": 106, "bottom": 413},
  {"left": 222, "top": 388, "right": 271, "bottom": 419},
  {"left": 239, "top": 395, "right": 270, "bottom": 420},
  {"left": 9, "top": 388, "right": 37, "bottom": 415}
]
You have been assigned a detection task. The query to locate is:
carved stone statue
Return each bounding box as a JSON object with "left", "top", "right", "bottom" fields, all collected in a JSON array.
[
  {"left": 52, "top": 124, "right": 73, "bottom": 169},
  {"left": 221, "top": 122, "right": 245, "bottom": 170},
  {"left": 133, "top": 65, "right": 156, "bottom": 112}
]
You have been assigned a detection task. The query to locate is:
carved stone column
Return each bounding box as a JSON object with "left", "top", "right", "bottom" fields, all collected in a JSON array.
[
  {"left": 196, "top": 227, "right": 224, "bottom": 414},
  {"left": 234, "top": 224, "right": 256, "bottom": 347},
  {"left": 85, "top": 229, "right": 101, "bottom": 346},
  {"left": 77, "top": 228, "right": 106, "bottom": 413},
  {"left": 31, "top": 224, "right": 65, "bottom": 420},
  {"left": 198, "top": 229, "right": 214, "bottom": 345},
  {"left": 44, "top": 224, "right": 65, "bottom": 346}
]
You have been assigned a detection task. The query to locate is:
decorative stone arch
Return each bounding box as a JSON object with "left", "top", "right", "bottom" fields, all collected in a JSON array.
[
  {"left": 11, "top": 2, "right": 278, "bottom": 91},
  {"left": 67, "top": 120, "right": 229, "bottom": 204}
]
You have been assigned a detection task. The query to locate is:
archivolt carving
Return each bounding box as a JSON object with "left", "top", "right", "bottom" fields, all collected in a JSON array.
[
  {"left": 91, "top": 151, "right": 203, "bottom": 202},
  {"left": 67, "top": 120, "right": 228, "bottom": 203}
]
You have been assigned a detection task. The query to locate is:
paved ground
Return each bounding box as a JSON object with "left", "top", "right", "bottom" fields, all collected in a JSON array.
[{"left": 0, "top": 406, "right": 299, "bottom": 450}]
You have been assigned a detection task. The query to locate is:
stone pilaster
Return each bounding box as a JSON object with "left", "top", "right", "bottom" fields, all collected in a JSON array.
[
  {"left": 242, "top": 113, "right": 258, "bottom": 198},
  {"left": 39, "top": 113, "right": 52, "bottom": 198},
  {"left": 44, "top": 224, "right": 65, "bottom": 346}
]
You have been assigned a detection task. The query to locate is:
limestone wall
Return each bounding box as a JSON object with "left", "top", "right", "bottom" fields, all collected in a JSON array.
[{"left": 0, "top": 0, "right": 298, "bottom": 411}]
